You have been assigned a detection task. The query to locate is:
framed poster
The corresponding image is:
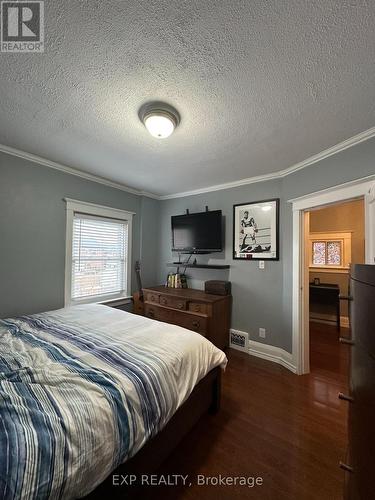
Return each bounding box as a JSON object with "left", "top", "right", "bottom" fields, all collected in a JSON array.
[{"left": 233, "top": 198, "right": 279, "bottom": 260}]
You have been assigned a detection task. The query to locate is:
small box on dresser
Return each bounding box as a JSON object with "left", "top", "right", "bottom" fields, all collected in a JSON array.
[
  {"left": 204, "top": 280, "right": 231, "bottom": 296},
  {"left": 143, "top": 286, "right": 232, "bottom": 350}
]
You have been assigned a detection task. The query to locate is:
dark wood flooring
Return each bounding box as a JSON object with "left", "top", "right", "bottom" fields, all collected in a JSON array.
[{"left": 141, "top": 322, "right": 349, "bottom": 500}]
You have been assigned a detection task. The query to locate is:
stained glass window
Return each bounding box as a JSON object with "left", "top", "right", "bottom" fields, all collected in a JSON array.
[
  {"left": 327, "top": 241, "right": 341, "bottom": 265},
  {"left": 312, "top": 242, "right": 326, "bottom": 265},
  {"left": 312, "top": 240, "right": 342, "bottom": 266}
]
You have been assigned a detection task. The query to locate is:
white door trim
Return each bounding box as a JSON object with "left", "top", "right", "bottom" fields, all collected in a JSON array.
[{"left": 290, "top": 176, "right": 375, "bottom": 375}]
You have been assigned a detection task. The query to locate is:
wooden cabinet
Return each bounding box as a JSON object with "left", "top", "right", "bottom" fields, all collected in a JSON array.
[
  {"left": 342, "top": 264, "right": 375, "bottom": 499},
  {"left": 143, "top": 286, "right": 231, "bottom": 350}
]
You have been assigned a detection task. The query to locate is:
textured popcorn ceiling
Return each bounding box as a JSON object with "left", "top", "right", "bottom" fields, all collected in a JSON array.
[{"left": 0, "top": 1, "right": 375, "bottom": 196}]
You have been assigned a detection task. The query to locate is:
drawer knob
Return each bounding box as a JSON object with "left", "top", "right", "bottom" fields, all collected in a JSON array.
[
  {"left": 339, "top": 462, "right": 354, "bottom": 473},
  {"left": 151, "top": 296, "right": 155, "bottom": 301},
  {"left": 148, "top": 309, "right": 155, "bottom": 317},
  {"left": 338, "top": 392, "right": 354, "bottom": 403},
  {"left": 192, "top": 320, "right": 200, "bottom": 329},
  {"left": 339, "top": 295, "right": 353, "bottom": 301},
  {"left": 339, "top": 337, "right": 354, "bottom": 346},
  {"left": 178, "top": 303, "right": 183, "bottom": 309}
]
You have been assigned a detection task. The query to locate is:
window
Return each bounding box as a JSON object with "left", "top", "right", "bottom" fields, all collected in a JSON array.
[
  {"left": 309, "top": 231, "right": 352, "bottom": 272},
  {"left": 312, "top": 241, "right": 327, "bottom": 265},
  {"left": 312, "top": 240, "right": 342, "bottom": 266},
  {"left": 65, "top": 199, "right": 134, "bottom": 306}
]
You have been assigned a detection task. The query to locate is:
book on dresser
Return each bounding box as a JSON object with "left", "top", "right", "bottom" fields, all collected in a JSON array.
[{"left": 142, "top": 286, "right": 232, "bottom": 350}]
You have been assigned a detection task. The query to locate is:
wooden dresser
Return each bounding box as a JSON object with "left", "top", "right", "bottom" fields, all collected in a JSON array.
[
  {"left": 341, "top": 264, "right": 375, "bottom": 499},
  {"left": 142, "top": 286, "right": 231, "bottom": 350}
]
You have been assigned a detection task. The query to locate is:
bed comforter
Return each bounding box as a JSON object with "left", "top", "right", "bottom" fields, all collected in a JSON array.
[{"left": 0, "top": 304, "right": 227, "bottom": 499}]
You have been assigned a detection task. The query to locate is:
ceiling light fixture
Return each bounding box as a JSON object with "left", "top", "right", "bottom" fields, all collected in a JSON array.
[{"left": 139, "top": 102, "right": 180, "bottom": 139}]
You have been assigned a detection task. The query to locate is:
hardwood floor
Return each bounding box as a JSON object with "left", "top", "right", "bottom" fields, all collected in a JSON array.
[
  {"left": 310, "top": 321, "right": 349, "bottom": 382},
  {"left": 141, "top": 323, "right": 349, "bottom": 500}
]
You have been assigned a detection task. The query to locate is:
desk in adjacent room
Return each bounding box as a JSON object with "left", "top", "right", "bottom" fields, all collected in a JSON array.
[{"left": 309, "top": 282, "right": 341, "bottom": 329}]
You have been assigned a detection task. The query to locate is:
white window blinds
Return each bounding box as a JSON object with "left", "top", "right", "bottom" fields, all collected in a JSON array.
[{"left": 71, "top": 213, "right": 128, "bottom": 301}]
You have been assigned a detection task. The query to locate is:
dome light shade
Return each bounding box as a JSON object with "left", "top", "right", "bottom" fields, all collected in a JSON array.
[
  {"left": 144, "top": 113, "right": 175, "bottom": 138},
  {"left": 139, "top": 102, "right": 180, "bottom": 139}
]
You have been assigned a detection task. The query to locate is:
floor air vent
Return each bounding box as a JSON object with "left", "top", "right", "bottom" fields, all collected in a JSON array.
[{"left": 229, "top": 329, "right": 249, "bottom": 352}]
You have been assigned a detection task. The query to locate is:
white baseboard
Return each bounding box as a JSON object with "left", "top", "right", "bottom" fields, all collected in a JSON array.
[
  {"left": 248, "top": 340, "right": 297, "bottom": 373},
  {"left": 230, "top": 329, "right": 297, "bottom": 374}
]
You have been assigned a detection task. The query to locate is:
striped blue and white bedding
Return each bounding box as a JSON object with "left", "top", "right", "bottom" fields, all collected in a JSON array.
[{"left": 0, "top": 304, "right": 227, "bottom": 499}]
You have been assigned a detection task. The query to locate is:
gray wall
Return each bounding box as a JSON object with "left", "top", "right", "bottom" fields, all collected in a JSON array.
[
  {"left": 139, "top": 195, "right": 160, "bottom": 288},
  {"left": 0, "top": 152, "right": 156, "bottom": 318},
  {"left": 281, "top": 137, "right": 375, "bottom": 350},
  {"left": 2, "top": 136, "right": 375, "bottom": 349},
  {"left": 157, "top": 180, "right": 286, "bottom": 349},
  {"left": 157, "top": 137, "right": 375, "bottom": 352}
]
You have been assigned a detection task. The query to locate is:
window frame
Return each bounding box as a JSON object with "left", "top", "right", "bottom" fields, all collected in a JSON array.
[
  {"left": 64, "top": 198, "right": 135, "bottom": 307},
  {"left": 309, "top": 231, "right": 352, "bottom": 273},
  {"left": 312, "top": 240, "right": 342, "bottom": 266}
]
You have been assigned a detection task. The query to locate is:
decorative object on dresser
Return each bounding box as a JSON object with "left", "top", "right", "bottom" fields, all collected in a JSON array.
[
  {"left": 132, "top": 260, "right": 145, "bottom": 315},
  {"left": 339, "top": 264, "right": 375, "bottom": 499},
  {"left": 205, "top": 280, "right": 231, "bottom": 296},
  {"left": 143, "top": 286, "right": 232, "bottom": 350},
  {"left": 166, "top": 272, "right": 188, "bottom": 288}
]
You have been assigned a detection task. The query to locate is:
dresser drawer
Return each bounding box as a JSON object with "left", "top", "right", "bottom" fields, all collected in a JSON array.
[
  {"left": 144, "top": 305, "right": 160, "bottom": 320},
  {"left": 188, "top": 302, "right": 208, "bottom": 314},
  {"left": 178, "top": 314, "right": 208, "bottom": 335},
  {"left": 159, "top": 295, "right": 187, "bottom": 311},
  {"left": 145, "top": 292, "right": 160, "bottom": 304},
  {"left": 144, "top": 305, "right": 208, "bottom": 336}
]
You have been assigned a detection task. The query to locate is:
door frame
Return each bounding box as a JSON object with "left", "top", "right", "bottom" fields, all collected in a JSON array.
[{"left": 290, "top": 175, "right": 375, "bottom": 375}]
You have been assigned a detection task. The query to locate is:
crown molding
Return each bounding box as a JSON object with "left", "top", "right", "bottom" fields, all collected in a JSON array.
[
  {"left": 278, "top": 125, "right": 375, "bottom": 176},
  {"left": 159, "top": 126, "right": 375, "bottom": 200},
  {"left": 0, "top": 143, "right": 159, "bottom": 200},
  {"left": 1, "top": 125, "right": 375, "bottom": 201},
  {"left": 158, "top": 171, "right": 282, "bottom": 200}
]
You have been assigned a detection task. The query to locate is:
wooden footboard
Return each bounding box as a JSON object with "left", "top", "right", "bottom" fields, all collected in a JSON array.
[{"left": 86, "top": 366, "right": 221, "bottom": 498}]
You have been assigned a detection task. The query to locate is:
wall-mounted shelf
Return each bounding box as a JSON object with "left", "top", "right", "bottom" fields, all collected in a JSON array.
[{"left": 167, "top": 263, "right": 230, "bottom": 270}]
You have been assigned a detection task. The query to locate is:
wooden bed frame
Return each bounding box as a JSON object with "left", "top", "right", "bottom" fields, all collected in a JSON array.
[{"left": 86, "top": 366, "right": 221, "bottom": 498}]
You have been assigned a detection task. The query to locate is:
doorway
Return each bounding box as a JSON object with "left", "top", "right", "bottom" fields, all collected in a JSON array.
[
  {"left": 306, "top": 199, "right": 365, "bottom": 377},
  {"left": 291, "top": 177, "right": 375, "bottom": 375}
]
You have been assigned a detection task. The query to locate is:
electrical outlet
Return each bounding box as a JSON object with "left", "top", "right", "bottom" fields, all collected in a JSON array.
[
  {"left": 259, "top": 328, "right": 266, "bottom": 338},
  {"left": 259, "top": 260, "right": 265, "bottom": 269}
]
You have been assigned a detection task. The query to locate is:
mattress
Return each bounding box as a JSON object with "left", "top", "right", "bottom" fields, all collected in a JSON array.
[{"left": 0, "top": 304, "right": 227, "bottom": 499}]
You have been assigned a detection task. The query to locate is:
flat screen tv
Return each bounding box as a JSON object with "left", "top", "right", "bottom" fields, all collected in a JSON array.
[{"left": 171, "top": 210, "right": 223, "bottom": 253}]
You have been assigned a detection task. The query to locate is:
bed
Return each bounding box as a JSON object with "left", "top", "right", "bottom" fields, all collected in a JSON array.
[{"left": 0, "top": 304, "right": 227, "bottom": 499}]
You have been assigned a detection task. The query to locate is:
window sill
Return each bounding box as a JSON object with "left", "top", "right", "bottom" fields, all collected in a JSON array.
[
  {"left": 309, "top": 266, "right": 349, "bottom": 274},
  {"left": 100, "top": 296, "right": 132, "bottom": 307},
  {"left": 68, "top": 295, "right": 132, "bottom": 308}
]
